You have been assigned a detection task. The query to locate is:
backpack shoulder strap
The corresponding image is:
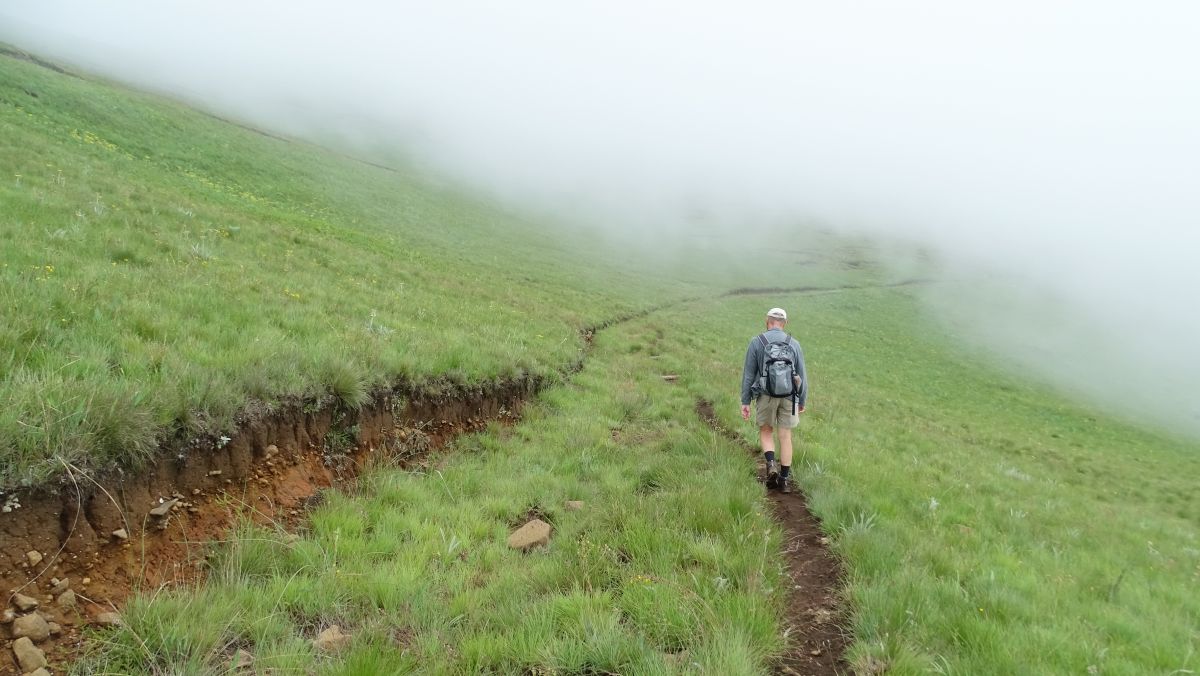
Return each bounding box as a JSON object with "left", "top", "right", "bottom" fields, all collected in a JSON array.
[{"left": 757, "top": 333, "right": 768, "bottom": 347}]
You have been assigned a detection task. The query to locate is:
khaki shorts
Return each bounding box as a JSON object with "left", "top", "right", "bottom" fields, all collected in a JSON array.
[{"left": 755, "top": 394, "right": 799, "bottom": 429}]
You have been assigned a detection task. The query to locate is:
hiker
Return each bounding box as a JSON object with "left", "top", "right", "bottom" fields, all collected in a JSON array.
[{"left": 740, "top": 307, "right": 808, "bottom": 493}]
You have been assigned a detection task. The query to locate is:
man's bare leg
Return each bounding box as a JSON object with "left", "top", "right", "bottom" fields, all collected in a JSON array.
[
  {"left": 778, "top": 428, "right": 794, "bottom": 491},
  {"left": 759, "top": 425, "right": 775, "bottom": 455},
  {"left": 778, "top": 428, "right": 793, "bottom": 468},
  {"left": 760, "top": 424, "right": 780, "bottom": 488}
]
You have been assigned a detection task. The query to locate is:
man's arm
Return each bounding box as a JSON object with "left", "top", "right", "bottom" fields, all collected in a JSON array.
[{"left": 740, "top": 338, "right": 760, "bottom": 406}]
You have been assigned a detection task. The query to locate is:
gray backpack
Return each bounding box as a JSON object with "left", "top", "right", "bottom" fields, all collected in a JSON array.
[{"left": 758, "top": 333, "right": 799, "bottom": 398}]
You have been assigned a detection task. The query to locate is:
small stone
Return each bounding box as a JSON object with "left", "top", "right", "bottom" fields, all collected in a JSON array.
[
  {"left": 28, "top": 669, "right": 51, "bottom": 676},
  {"left": 661, "top": 374, "right": 679, "bottom": 382},
  {"left": 265, "top": 444, "right": 279, "bottom": 457},
  {"left": 230, "top": 648, "right": 254, "bottom": 669},
  {"left": 208, "top": 470, "right": 222, "bottom": 476},
  {"left": 11, "top": 612, "right": 51, "bottom": 641},
  {"left": 49, "top": 578, "right": 70, "bottom": 595},
  {"left": 94, "top": 611, "right": 122, "bottom": 627},
  {"left": 112, "top": 528, "right": 129, "bottom": 541},
  {"left": 313, "top": 625, "right": 351, "bottom": 653},
  {"left": 25, "top": 551, "right": 43, "bottom": 567},
  {"left": 12, "top": 636, "right": 47, "bottom": 672},
  {"left": 81, "top": 577, "right": 91, "bottom": 585},
  {"left": 192, "top": 488, "right": 201, "bottom": 495},
  {"left": 507, "top": 519, "right": 552, "bottom": 551},
  {"left": 12, "top": 592, "right": 39, "bottom": 612},
  {"left": 56, "top": 589, "right": 76, "bottom": 608},
  {"left": 1, "top": 608, "right": 16, "bottom": 623},
  {"left": 810, "top": 648, "right": 823, "bottom": 656},
  {"left": 149, "top": 498, "right": 179, "bottom": 517},
  {"left": 47, "top": 621, "right": 62, "bottom": 636},
  {"left": 564, "top": 500, "right": 585, "bottom": 511}
]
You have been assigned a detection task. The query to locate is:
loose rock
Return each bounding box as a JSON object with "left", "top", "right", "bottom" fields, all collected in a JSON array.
[
  {"left": 47, "top": 621, "right": 62, "bottom": 636},
  {"left": 49, "top": 577, "right": 70, "bottom": 595},
  {"left": 56, "top": 589, "right": 76, "bottom": 609},
  {"left": 12, "top": 592, "right": 39, "bottom": 612},
  {"left": 507, "top": 519, "right": 552, "bottom": 551},
  {"left": 230, "top": 648, "right": 254, "bottom": 669},
  {"left": 313, "top": 625, "right": 351, "bottom": 653},
  {"left": 149, "top": 498, "right": 179, "bottom": 517},
  {"left": 94, "top": 611, "right": 122, "bottom": 627},
  {"left": 28, "top": 669, "right": 51, "bottom": 676},
  {"left": 1, "top": 608, "right": 16, "bottom": 624},
  {"left": 12, "top": 636, "right": 47, "bottom": 672},
  {"left": 11, "top": 612, "right": 51, "bottom": 641},
  {"left": 25, "top": 551, "right": 43, "bottom": 567},
  {"left": 564, "top": 500, "right": 585, "bottom": 511},
  {"left": 112, "top": 528, "right": 129, "bottom": 541}
]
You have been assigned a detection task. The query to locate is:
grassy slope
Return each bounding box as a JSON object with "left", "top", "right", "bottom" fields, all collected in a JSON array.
[
  {"left": 83, "top": 315, "right": 785, "bottom": 675},
  {"left": 8, "top": 45, "right": 1198, "bottom": 676},
  {"left": 0, "top": 50, "right": 857, "bottom": 489},
  {"left": 89, "top": 287, "right": 1200, "bottom": 674},
  {"left": 690, "top": 290, "right": 1200, "bottom": 674}
]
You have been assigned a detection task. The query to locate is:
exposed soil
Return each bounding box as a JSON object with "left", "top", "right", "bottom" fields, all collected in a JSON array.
[
  {"left": 0, "top": 377, "right": 538, "bottom": 674},
  {"left": 696, "top": 399, "right": 849, "bottom": 675}
]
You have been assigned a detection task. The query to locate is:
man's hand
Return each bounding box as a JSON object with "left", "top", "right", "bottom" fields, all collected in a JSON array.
[
  {"left": 740, "top": 405, "right": 751, "bottom": 421},
  {"left": 797, "top": 406, "right": 805, "bottom": 413}
]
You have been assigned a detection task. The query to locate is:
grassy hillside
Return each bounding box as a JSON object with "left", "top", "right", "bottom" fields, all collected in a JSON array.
[
  {"left": 691, "top": 290, "right": 1200, "bottom": 674},
  {"left": 0, "top": 48, "right": 860, "bottom": 490},
  {"left": 86, "top": 287, "right": 1200, "bottom": 674},
  {"left": 8, "top": 44, "right": 1197, "bottom": 675}
]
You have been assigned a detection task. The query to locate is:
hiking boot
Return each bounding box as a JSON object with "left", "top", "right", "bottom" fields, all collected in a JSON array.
[
  {"left": 765, "top": 462, "right": 780, "bottom": 490},
  {"left": 780, "top": 477, "right": 793, "bottom": 494}
]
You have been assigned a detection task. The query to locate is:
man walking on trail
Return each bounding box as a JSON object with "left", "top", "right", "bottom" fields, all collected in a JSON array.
[{"left": 741, "top": 307, "right": 808, "bottom": 493}]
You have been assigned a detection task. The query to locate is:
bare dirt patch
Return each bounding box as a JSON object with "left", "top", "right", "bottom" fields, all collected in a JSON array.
[{"left": 696, "top": 399, "right": 848, "bottom": 675}]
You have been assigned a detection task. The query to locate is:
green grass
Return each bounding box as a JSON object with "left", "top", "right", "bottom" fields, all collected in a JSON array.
[
  {"left": 680, "top": 290, "right": 1200, "bottom": 675},
  {"left": 80, "top": 315, "right": 787, "bottom": 675},
  {"left": 9, "top": 43, "right": 1199, "bottom": 676},
  {"left": 0, "top": 49, "right": 864, "bottom": 489}
]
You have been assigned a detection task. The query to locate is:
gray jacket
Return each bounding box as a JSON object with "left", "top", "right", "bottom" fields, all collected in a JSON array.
[{"left": 741, "top": 327, "right": 808, "bottom": 407}]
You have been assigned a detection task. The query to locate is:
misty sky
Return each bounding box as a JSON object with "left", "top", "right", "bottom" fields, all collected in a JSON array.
[{"left": 2, "top": 1, "right": 1199, "bottom": 435}]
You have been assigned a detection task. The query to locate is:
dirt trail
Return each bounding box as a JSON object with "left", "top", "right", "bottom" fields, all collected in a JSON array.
[
  {"left": 697, "top": 400, "right": 848, "bottom": 675},
  {"left": 0, "top": 283, "right": 904, "bottom": 673}
]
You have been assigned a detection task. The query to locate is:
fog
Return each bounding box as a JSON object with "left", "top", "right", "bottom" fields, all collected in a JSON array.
[{"left": 3, "top": 2, "right": 1199, "bottom": 436}]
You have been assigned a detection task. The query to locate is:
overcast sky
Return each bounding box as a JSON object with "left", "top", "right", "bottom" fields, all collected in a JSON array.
[{"left": 2, "top": 1, "right": 1198, "bottom": 435}]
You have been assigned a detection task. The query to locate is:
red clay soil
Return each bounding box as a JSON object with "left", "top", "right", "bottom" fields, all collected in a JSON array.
[
  {"left": 0, "top": 378, "right": 537, "bottom": 674},
  {"left": 696, "top": 399, "right": 848, "bottom": 676}
]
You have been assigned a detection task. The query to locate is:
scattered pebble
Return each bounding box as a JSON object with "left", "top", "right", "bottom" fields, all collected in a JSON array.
[
  {"left": 112, "top": 528, "right": 129, "bottom": 541},
  {"left": 149, "top": 498, "right": 179, "bottom": 517},
  {"left": 94, "top": 611, "right": 122, "bottom": 627},
  {"left": 313, "top": 625, "right": 351, "bottom": 652},
  {"left": 56, "top": 589, "right": 76, "bottom": 609},
  {"left": 507, "top": 519, "right": 552, "bottom": 551},
  {"left": 12, "top": 612, "right": 51, "bottom": 641},
  {"left": 12, "top": 592, "right": 39, "bottom": 612},
  {"left": 12, "top": 635, "right": 47, "bottom": 672},
  {"left": 49, "top": 578, "right": 70, "bottom": 595},
  {"left": 25, "top": 551, "right": 43, "bottom": 567}
]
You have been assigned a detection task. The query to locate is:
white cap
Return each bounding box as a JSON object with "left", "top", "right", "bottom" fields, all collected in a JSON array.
[{"left": 766, "top": 307, "right": 787, "bottom": 320}]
